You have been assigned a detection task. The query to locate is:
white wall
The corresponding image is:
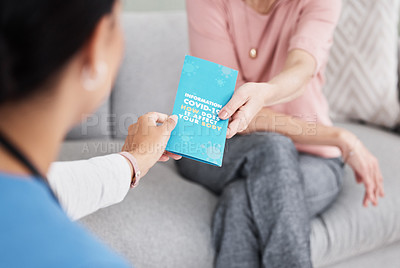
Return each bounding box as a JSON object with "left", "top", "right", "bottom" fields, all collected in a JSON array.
[{"left": 123, "top": 0, "right": 185, "bottom": 11}]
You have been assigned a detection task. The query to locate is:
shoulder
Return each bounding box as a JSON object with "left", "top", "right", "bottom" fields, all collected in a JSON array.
[
  {"left": 186, "top": 0, "right": 227, "bottom": 14},
  {"left": 298, "top": 0, "right": 342, "bottom": 22},
  {"left": 301, "top": 0, "right": 342, "bottom": 13},
  {"left": 0, "top": 178, "right": 129, "bottom": 267},
  {"left": 186, "top": 0, "right": 231, "bottom": 32},
  {"left": 186, "top": 0, "right": 226, "bottom": 6}
]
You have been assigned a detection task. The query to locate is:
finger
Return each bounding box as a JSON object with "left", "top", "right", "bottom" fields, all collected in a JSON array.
[
  {"left": 228, "top": 113, "right": 247, "bottom": 138},
  {"left": 365, "top": 180, "right": 377, "bottom": 206},
  {"left": 127, "top": 123, "right": 139, "bottom": 136},
  {"left": 162, "top": 115, "right": 178, "bottom": 134},
  {"left": 375, "top": 164, "right": 385, "bottom": 197},
  {"left": 158, "top": 154, "right": 170, "bottom": 162},
  {"left": 355, "top": 175, "right": 363, "bottom": 184},
  {"left": 164, "top": 151, "right": 182, "bottom": 160},
  {"left": 238, "top": 128, "right": 250, "bottom": 135},
  {"left": 369, "top": 166, "right": 379, "bottom": 206},
  {"left": 369, "top": 187, "right": 377, "bottom": 206},
  {"left": 363, "top": 192, "right": 369, "bottom": 207},
  {"left": 373, "top": 189, "right": 379, "bottom": 205},
  {"left": 376, "top": 174, "right": 384, "bottom": 198},
  {"left": 146, "top": 112, "right": 169, "bottom": 125},
  {"left": 219, "top": 91, "right": 247, "bottom": 120},
  {"left": 363, "top": 180, "right": 375, "bottom": 207},
  {"left": 226, "top": 117, "right": 241, "bottom": 139},
  {"left": 378, "top": 173, "right": 385, "bottom": 197},
  {"left": 362, "top": 162, "right": 377, "bottom": 206},
  {"left": 372, "top": 167, "right": 382, "bottom": 203}
]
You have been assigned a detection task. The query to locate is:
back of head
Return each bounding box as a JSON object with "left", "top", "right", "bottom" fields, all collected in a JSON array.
[{"left": 0, "top": 0, "right": 115, "bottom": 105}]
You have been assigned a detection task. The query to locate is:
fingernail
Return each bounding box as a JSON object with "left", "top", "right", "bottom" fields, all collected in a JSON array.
[
  {"left": 169, "top": 115, "right": 178, "bottom": 123},
  {"left": 219, "top": 110, "right": 229, "bottom": 120}
]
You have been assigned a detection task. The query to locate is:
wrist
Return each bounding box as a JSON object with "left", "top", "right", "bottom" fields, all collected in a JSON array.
[
  {"left": 336, "top": 129, "right": 356, "bottom": 159},
  {"left": 119, "top": 152, "right": 142, "bottom": 188},
  {"left": 261, "top": 83, "right": 278, "bottom": 106},
  {"left": 128, "top": 150, "right": 151, "bottom": 178}
]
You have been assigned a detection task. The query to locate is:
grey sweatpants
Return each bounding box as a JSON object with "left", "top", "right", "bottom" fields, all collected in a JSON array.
[{"left": 176, "top": 132, "right": 344, "bottom": 268}]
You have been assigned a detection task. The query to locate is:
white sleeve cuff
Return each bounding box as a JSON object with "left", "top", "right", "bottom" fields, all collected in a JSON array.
[{"left": 48, "top": 154, "right": 132, "bottom": 221}]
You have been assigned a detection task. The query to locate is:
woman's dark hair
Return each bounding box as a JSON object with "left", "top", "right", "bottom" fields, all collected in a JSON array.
[{"left": 0, "top": 0, "right": 116, "bottom": 104}]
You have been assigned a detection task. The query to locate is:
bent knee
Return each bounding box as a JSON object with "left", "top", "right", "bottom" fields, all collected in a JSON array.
[
  {"left": 260, "top": 132, "right": 294, "bottom": 147},
  {"left": 249, "top": 133, "right": 297, "bottom": 158},
  {"left": 220, "top": 180, "right": 247, "bottom": 204},
  {"left": 175, "top": 157, "right": 206, "bottom": 182}
]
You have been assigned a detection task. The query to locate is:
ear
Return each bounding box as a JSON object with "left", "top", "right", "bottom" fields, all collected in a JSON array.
[{"left": 82, "top": 14, "right": 114, "bottom": 79}]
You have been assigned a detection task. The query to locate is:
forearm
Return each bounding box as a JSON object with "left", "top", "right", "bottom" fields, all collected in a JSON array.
[
  {"left": 248, "top": 108, "right": 352, "bottom": 152},
  {"left": 47, "top": 154, "right": 132, "bottom": 221},
  {"left": 257, "top": 49, "right": 316, "bottom": 106}
]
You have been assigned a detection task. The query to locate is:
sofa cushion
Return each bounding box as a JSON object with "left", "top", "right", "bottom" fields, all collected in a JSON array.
[
  {"left": 57, "top": 141, "right": 216, "bottom": 268},
  {"left": 311, "top": 122, "right": 400, "bottom": 267},
  {"left": 323, "top": 0, "right": 400, "bottom": 128},
  {"left": 112, "top": 12, "right": 189, "bottom": 139},
  {"left": 66, "top": 100, "right": 111, "bottom": 140},
  {"left": 56, "top": 121, "right": 400, "bottom": 268},
  {"left": 81, "top": 161, "right": 217, "bottom": 268},
  {"left": 322, "top": 240, "right": 400, "bottom": 268}
]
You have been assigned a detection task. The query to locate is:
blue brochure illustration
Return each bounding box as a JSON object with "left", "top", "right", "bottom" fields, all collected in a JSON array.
[{"left": 166, "top": 55, "right": 238, "bottom": 167}]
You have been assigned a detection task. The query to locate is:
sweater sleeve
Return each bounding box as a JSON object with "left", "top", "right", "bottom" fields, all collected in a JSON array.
[
  {"left": 288, "top": 0, "right": 342, "bottom": 73},
  {"left": 47, "top": 154, "right": 132, "bottom": 221}
]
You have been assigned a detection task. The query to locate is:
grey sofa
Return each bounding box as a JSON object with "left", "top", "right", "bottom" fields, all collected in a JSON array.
[{"left": 59, "top": 11, "right": 400, "bottom": 268}]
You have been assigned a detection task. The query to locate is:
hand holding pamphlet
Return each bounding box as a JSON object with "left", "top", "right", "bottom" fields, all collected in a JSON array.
[{"left": 166, "top": 55, "right": 238, "bottom": 166}]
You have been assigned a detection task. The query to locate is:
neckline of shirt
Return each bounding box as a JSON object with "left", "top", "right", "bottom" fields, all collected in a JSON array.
[
  {"left": 0, "top": 171, "right": 34, "bottom": 181},
  {"left": 240, "top": 0, "right": 291, "bottom": 18}
]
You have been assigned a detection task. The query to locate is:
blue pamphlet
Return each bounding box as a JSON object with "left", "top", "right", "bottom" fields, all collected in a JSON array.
[{"left": 166, "top": 55, "right": 238, "bottom": 167}]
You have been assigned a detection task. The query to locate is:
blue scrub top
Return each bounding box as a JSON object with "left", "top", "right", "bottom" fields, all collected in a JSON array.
[{"left": 0, "top": 172, "right": 131, "bottom": 268}]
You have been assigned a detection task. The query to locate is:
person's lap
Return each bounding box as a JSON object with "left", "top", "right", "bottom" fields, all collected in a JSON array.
[
  {"left": 176, "top": 132, "right": 344, "bottom": 218},
  {"left": 176, "top": 132, "right": 344, "bottom": 267}
]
